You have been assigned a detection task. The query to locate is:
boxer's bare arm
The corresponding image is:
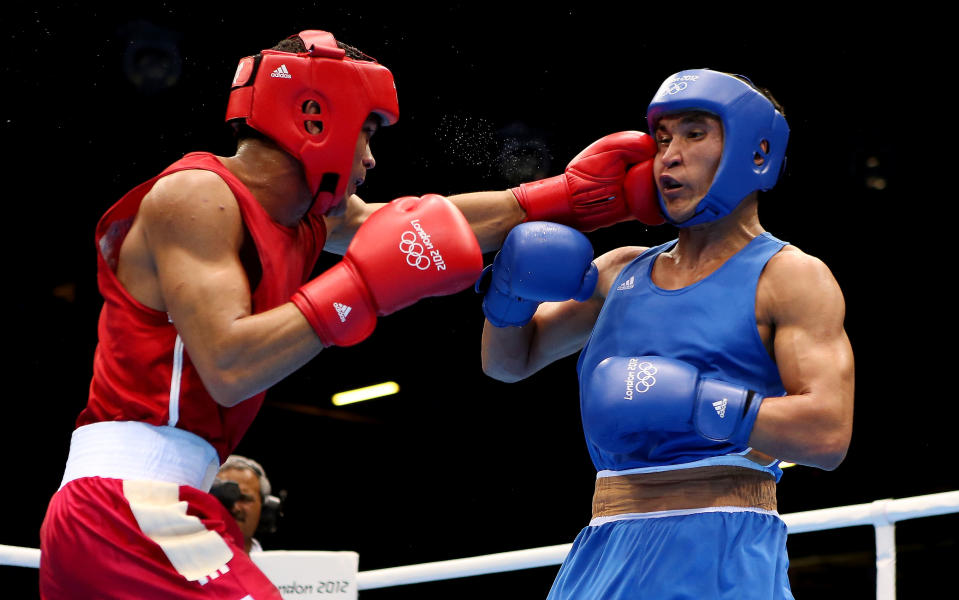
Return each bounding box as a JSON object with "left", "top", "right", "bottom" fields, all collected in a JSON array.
[
  {"left": 321, "top": 194, "right": 384, "bottom": 255},
  {"left": 323, "top": 191, "right": 524, "bottom": 255},
  {"left": 128, "top": 170, "right": 323, "bottom": 407},
  {"left": 481, "top": 246, "right": 644, "bottom": 382},
  {"left": 449, "top": 190, "right": 527, "bottom": 252},
  {"left": 748, "top": 248, "right": 855, "bottom": 470}
]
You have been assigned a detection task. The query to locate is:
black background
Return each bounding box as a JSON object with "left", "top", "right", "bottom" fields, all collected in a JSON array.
[{"left": 3, "top": 4, "right": 954, "bottom": 598}]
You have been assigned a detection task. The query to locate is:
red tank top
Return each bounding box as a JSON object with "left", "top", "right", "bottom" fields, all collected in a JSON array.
[{"left": 78, "top": 152, "right": 327, "bottom": 460}]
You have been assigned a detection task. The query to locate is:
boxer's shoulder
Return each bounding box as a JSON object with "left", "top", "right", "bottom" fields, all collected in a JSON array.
[
  {"left": 145, "top": 169, "right": 238, "bottom": 211},
  {"left": 761, "top": 244, "right": 833, "bottom": 290},
  {"left": 139, "top": 169, "right": 243, "bottom": 243},
  {"left": 594, "top": 245, "right": 648, "bottom": 297},
  {"left": 758, "top": 243, "right": 844, "bottom": 325}
]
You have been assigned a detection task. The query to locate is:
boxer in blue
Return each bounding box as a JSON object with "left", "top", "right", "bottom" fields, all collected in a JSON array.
[{"left": 478, "top": 69, "right": 854, "bottom": 598}]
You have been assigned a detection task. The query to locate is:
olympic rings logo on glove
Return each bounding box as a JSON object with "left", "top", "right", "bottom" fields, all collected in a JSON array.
[
  {"left": 399, "top": 231, "right": 431, "bottom": 270},
  {"left": 634, "top": 361, "right": 657, "bottom": 393}
]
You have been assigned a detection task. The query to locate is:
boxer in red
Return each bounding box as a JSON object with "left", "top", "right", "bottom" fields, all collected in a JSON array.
[{"left": 39, "top": 30, "right": 659, "bottom": 599}]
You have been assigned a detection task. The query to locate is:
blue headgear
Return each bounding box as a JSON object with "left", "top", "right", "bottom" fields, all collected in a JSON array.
[{"left": 646, "top": 69, "right": 789, "bottom": 227}]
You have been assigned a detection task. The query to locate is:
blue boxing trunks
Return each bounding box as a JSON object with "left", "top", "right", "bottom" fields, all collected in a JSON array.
[
  {"left": 548, "top": 508, "right": 792, "bottom": 599},
  {"left": 546, "top": 464, "right": 793, "bottom": 599}
]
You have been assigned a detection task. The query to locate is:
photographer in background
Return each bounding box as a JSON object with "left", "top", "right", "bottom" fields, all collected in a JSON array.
[{"left": 212, "top": 456, "right": 283, "bottom": 554}]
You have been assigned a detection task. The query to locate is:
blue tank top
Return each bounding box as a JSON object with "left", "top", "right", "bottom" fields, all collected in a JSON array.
[{"left": 577, "top": 232, "right": 788, "bottom": 475}]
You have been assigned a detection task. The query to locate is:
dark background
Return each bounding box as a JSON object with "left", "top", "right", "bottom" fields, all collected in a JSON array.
[{"left": 3, "top": 4, "right": 954, "bottom": 598}]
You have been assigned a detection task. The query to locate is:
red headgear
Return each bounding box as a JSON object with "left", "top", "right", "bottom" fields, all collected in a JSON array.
[{"left": 225, "top": 30, "right": 399, "bottom": 215}]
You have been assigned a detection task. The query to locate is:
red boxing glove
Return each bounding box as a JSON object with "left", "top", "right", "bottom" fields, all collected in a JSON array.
[
  {"left": 292, "top": 195, "right": 483, "bottom": 347},
  {"left": 512, "top": 131, "right": 664, "bottom": 231},
  {"left": 624, "top": 160, "right": 664, "bottom": 226}
]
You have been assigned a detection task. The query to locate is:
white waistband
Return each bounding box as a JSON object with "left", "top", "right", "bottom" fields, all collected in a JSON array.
[
  {"left": 589, "top": 506, "right": 782, "bottom": 527},
  {"left": 596, "top": 453, "right": 778, "bottom": 479},
  {"left": 60, "top": 421, "right": 220, "bottom": 492}
]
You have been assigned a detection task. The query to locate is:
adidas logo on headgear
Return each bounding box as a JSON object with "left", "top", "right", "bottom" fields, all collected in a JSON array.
[
  {"left": 270, "top": 64, "right": 292, "bottom": 79},
  {"left": 712, "top": 398, "right": 727, "bottom": 419}
]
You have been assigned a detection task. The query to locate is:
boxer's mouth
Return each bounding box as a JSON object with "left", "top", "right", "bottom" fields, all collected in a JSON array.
[{"left": 660, "top": 175, "right": 682, "bottom": 191}]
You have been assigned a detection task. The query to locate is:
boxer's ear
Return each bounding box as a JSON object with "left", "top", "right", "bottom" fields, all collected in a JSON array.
[{"left": 753, "top": 140, "right": 770, "bottom": 167}]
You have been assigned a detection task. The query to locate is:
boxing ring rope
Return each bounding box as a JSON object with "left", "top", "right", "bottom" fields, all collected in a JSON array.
[
  {"left": 4, "top": 491, "right": 957, "bottom": 599},
  {"left": 353, "top": 491, "right": 959, "bottom": 599}
]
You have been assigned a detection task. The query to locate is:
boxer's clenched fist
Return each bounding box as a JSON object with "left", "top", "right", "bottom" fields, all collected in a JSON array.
[{"left": 476, "top": 222, "right": 597, "bottom": 327}]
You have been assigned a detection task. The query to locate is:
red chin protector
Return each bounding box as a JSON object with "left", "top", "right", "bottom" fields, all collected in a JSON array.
[{"left": 225, "top": 30, "right": 399, "bottom": 215}]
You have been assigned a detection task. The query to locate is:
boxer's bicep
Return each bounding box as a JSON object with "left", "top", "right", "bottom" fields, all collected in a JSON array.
[
  {"left": 140, "top": 172, "right": 253, "bottom": 378},
  {"left": 143, "top": 178, "right": 323, "bottom": 406},
  {"left": 772, "top": 252, "right": 853, "bottom": 413},
  {"left": 751, "top": 250, "right": 854, "bottom": 468}
]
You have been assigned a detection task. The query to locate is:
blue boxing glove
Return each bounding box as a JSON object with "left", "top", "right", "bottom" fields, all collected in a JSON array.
[
  {"left": 476, "top": 222, "right": 598, "bottom": 327},
  {"left": 582, "top": 356, "right": 764, "bottom": 453}
]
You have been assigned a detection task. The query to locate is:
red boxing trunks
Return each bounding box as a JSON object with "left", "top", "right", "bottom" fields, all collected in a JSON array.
[{"left": 40, "top": 422, "right": 282, "bottom": 599}]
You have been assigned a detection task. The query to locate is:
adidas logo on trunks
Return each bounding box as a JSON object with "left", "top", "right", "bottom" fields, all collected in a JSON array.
[
  {"left": 616, "top": 276, "right": 635, "bottom": 291},
  {"left": 271, "top": 64, "right": 292, "bottom": 79},
  {"left": 334, "top": 302, "right": 352, "bottom": 322}
]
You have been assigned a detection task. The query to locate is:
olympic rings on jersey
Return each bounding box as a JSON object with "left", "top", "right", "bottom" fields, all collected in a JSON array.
[{"left": 399, "top": 231, "right": 431, "bottom": 270}]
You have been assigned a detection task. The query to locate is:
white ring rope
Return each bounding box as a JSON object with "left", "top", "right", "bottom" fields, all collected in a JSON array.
[
  {"left": 358, "top": 543, "right": 574, "bottom": 590},
  {"left": 779, "top": 491, "right": 959, "bottom": 533},
  {"left": 4, "top": 490, "right": 956, "bottom": 598},
  {"left": 0, "top": 544, "right": 41, "bottom": 569},
  {"left": 353, "top": 491, "right": 959, "bottom": 591}
]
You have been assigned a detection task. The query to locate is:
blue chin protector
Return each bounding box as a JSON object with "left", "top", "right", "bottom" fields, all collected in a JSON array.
[{"left": 646, "top": 69, "right": 789, "bottom": 227}]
